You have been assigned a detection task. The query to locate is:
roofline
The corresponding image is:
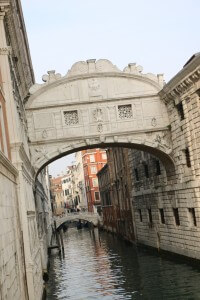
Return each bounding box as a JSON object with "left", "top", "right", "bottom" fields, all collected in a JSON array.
[
  {"left": 15, "top": 0, "right": 35, "bottom": 83},
  {"left": 159, "top": 53, "right": 200, "bottom": 97}
]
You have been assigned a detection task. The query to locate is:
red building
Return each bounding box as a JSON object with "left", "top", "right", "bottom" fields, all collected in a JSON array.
[{"left": 82, "top": 149, "right": 107, "bottom": 212}]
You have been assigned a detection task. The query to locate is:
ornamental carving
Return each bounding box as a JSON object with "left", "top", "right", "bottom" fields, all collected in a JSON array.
[
  {"left": 118, "top": 104, "right": 133, "bottom": 119},
  {"left": 161, "top": 67, "right": 200, "bottom": 103},
  {"left": 97, "top": 123, "right": 103, "bottom": 132},
  {"left": 151, "top": 117, "right": 157, "bottom": 127},
  {"left": 93, "top": 108, "right": 103, "bottom": 132},
  {"left": 33, "top": 147, "right": 48, "bottom": 162},
  {"left": 63, "top": 110, "right": 79, "bottom": 126},
  {"left": 88, "top": 79, "right": 101, "bottom": 97},
  {"left": 42, "top": 130, "right": 48, "bottom": 139},
  {"left": 42, "top": 70, "right": 61, "bottom": 83},
  {"left": 153, "top": 132, "right": 172, "bottom": 154},
  {"left": 93, "top": 108, "right": 103, "bottom": 122},
  {"left": 0, "top": 46, "right": 11, "bottom": 55}
]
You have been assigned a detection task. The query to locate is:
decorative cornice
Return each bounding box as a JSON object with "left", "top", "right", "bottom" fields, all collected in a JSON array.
[
  {"left": 160, "top": 54, "right": 200, "bottom": 103},
  {"left": 10, "top": 142, "right": 35, "bottom": 177},
  {"left": 27, "top": 59, "right": 163, "bottom": 102},
  {"left": 0, "top": 150, "right": 18, "bottom": 177},
  {"left": 0, "top": 2, "right": 10, "bottom": 17}
]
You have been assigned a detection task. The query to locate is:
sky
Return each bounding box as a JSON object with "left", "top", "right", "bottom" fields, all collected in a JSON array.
[{"left": 21, "top": 0, "right": 200, "bottom": 176}]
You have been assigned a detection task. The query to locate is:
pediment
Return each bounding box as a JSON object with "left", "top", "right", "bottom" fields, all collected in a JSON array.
[{"left": 26, "top": 59, "right": 164, "bottom": 109}]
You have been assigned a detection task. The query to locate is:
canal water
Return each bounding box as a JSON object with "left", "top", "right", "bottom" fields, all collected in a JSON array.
[{"left": 46, "top": 228, "right": 200, "bottom": 299}]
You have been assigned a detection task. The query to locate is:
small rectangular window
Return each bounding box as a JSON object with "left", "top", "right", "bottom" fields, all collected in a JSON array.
[
  {"left": 159, "top": 208, "right": 165, "bottom": 224},
  {"left": 92, "top": 178, "right": 98, "bottom": 187},
  {"left": 185, "top": 148, "right": 191, "bottom": 168},
  {"left": 105, "top": 191, "right": 111, "bottom": 206},
  {"left": 138, "top": 209, "right": 142, "bottom": 222},
  {"left": 134, "top": 168, "right": 139, "bottom": 181},
  {"left": 63, "top": 110, "right": 79, "bottom": 125},
  {"left": 155, "top": 160, "right": 161, "bottom": 175},
  {"left": 188, "top": 208, "right": 197, "bottom": 226},
  {"left": 102, "top": 153, "right": 107, "bottom": 160},
  {"left": 95, "top": 191, "right": 100, "bottom": 201},
  {"left": 148, "top": 208, "right": 153, "bottom": 224},
  {"left": 118, "top": 104, "right": 133, "bottom": 119},
  {"left": 144, "top": 164, "right": 149, "bottom": 178},
  {"left": 90, "top": 154, "right": 95, "bottom": 162},
  {"left": 176, "top": 102, "right": 184, "bottom": 120},
  {"left": 173, "top": 208, "right": 180, "bottom": 226},
  {"left": 90, "top": 166, "right": 97, "bottom": 174}
]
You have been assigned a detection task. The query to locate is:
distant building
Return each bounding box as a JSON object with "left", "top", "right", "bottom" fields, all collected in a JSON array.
[
  {"left": 82, "top": 148, "right": 107, "bottom": 212},
  {"left": 97, "top": 148, "right": 135, "bottom": 241},
  {"left": 62, "top": 168, "right": 73, "bottom": 209},
  {"left": 74, "top": 151, "right": 88, "bottom": 210},
  {"left": 50, "top": 176, "right": 65, "bottom": 215}
]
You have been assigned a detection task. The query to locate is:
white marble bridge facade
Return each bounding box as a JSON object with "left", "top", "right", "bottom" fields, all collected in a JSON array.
[{"left": 25, "top": 59, "right": 174, "bottom": 176}]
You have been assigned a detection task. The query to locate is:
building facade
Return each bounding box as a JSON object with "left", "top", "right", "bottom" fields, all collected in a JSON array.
[
  {"left": 129, "top": 54, "right": 200, "bottom": 259},
  {"left": 82, "top": 149, "right": 107, "bottom": 212},
  {"left": 98, "top": 148, "right": 135, "bottom": 241},
  {"left": 50, "top": 176, "right": 65, "bottom": 215},
  {"left": 0, "top": 1, "right": 52, "bottom": 299},
  {"left": 99, "top": 54, "right": 200, "bottom": 261},
  {"left": 1, "top": 1, "right": 200, "bottom": 299},
  {"left": 61, "top": 168, "right": 73, "bottom": 210},
  {"left": 74, "top": 151, "right": 88, "bottom": 210}
]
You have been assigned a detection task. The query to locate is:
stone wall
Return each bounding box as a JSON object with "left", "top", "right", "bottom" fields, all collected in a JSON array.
[
  {"left": 0, "top": 1, "right": 52, "bottom": 299},
  {"left": 129, "top": 54, "right": 200, "bottom": 259},
  {"left": 0, "top": 153, "right": 27, "bottom": 300}
]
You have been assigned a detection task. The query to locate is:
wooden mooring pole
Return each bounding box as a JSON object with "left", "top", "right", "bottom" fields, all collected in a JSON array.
[
  {"left": 54, "top": 220, "right": 61, "bottom": 254},
  {"left": 60, "top": 228, "right": 65, "bottom": 257}
]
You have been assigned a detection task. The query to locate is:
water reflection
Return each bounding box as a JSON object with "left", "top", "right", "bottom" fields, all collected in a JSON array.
[{"left": 47, "top": 228, "right": 200, "bottom": 299}]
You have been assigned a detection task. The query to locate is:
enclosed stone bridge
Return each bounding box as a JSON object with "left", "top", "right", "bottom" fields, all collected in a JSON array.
[
  {"left": 55, "top": 212, "right": 101, "bottom": 229},
  {"left": 25, "top": 59, "right": 174, "bottom": 176}
]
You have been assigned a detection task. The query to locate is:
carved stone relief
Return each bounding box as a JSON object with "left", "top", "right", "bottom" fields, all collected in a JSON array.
[
  {"left": 151, "top": 117, "right": 157, "bottom": 127},
  {"left": 33, "top": 147, "right": 49, "bottom": 162},
  {"left": 97, "top": 123, "right": 103, "bottom": 133},
  {"left": 0, "top": 46, "right": 11, "bottom": 55},
  {"left": 88, "top": 78, "right": 101, "bottom": 97},
  {"left": 42, "top": 70, "right": 61, "bottom": 83},
  {"left": 93, "top": 108, "right": 103, "bottom": 122},
  {"left": 92, "top": 108, "right": 104, "bottom": 133},
  {"left": 42, "top": 130, "right": 48, "bottom": 139},
  {"left": 153, "top": 132, "right": 172, "bottom": 154}
]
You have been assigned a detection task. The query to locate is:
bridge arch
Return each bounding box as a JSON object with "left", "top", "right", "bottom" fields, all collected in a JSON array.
[
  {"left": 55, "top": 212, "right": 101, "bottom": 229},
  {"left": 25, "top": 59, "right": 174, "bottom": 178}
]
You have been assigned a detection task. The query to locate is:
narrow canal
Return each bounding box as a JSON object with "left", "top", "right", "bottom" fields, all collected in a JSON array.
[{"left": 46, "top": 227, "right": 200, "bottom": 299}]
